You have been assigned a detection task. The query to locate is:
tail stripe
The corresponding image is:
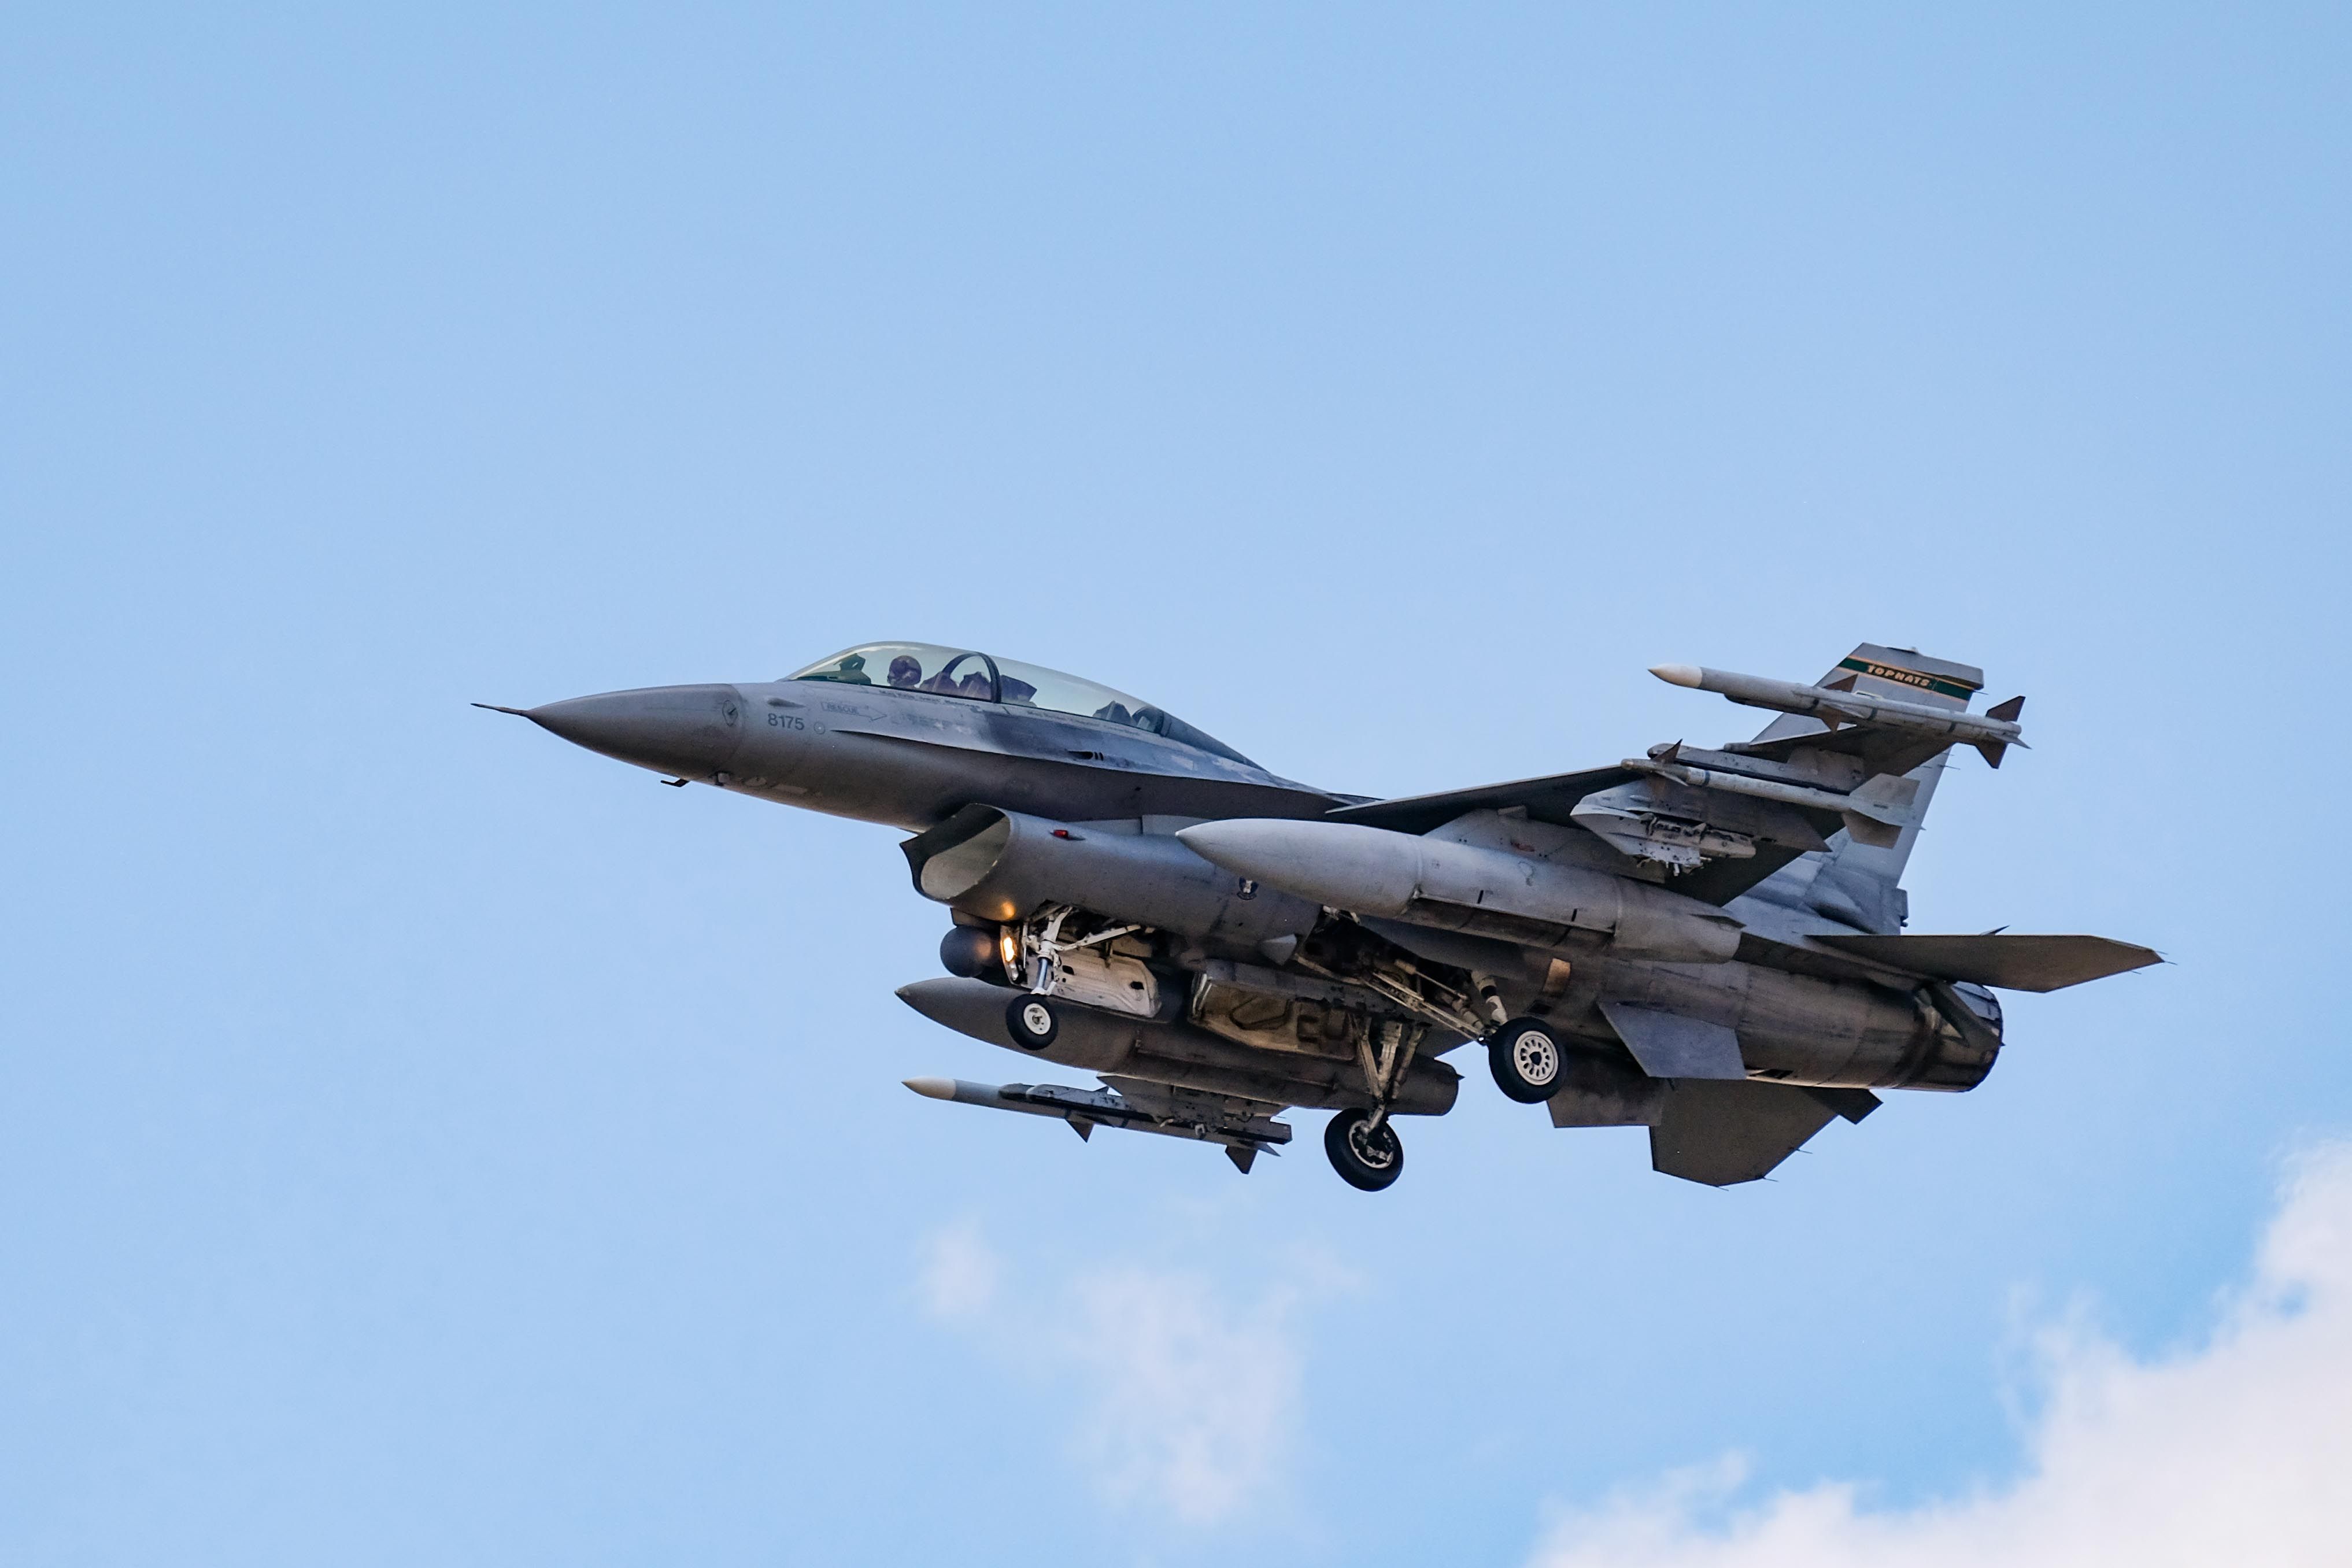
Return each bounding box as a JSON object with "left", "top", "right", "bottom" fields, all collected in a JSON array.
[{"left": 1835, "top": 656, "right": 1981, "bottom": 702}]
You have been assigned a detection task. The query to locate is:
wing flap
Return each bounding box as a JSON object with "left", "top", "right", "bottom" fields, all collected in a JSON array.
[{"left": 1808, "top": 933, "right": 2161, "bottom": 992}]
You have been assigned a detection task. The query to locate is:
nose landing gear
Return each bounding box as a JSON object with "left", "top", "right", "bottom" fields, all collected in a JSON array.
[{"left": 1004, "top": 994, "right": 1060, "bottom": 1050}]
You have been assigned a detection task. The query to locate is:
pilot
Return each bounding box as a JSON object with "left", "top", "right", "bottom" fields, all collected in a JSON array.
[{"left": 887, "top": 654, "right": 923, "bottom": 689}]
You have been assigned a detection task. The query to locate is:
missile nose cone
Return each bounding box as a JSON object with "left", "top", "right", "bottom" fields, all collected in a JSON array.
[
  {"left": 903, "top": 1077, "right": 957, "bottom": 1100},
  {"left": 523, "top": 684, "right": 747, "bottom": 776},
  {"left": 1650, "top": 664, "right": 1703, "bottom": 688}
]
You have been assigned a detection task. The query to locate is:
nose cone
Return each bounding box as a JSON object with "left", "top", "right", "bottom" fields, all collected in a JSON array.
[{"left": 526, "top": 684, "right": 747, "bottom": 776}]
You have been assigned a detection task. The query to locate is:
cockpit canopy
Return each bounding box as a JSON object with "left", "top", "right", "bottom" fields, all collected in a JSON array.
[{"left": 787, "top": 642, "right": 1256, "bottom": 767}]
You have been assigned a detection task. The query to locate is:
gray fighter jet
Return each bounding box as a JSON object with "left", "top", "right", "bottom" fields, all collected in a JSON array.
[{"left": 482, "top": 640, "right": 2157, "bottom": 1192}]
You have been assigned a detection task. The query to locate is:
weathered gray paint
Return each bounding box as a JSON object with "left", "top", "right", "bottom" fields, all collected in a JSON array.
[
  {"left": 1598, "top": 1001, "right": 1747, "bottom": 1081},
  {"left": 490, "top": 639, "right": 2157, "bottom": 1190}
]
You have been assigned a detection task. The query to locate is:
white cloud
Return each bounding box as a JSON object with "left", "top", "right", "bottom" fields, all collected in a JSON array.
[
  {"left": 915, "top": 1222, "right": 1342, "bottom": 1526},
  {"left": 916, "top": 1219, "right": 1001, "bottom": 1321},
  {"left": 1062, "top": 1264, "right": 1309, "bottom": 1525},
  {"left": 1526, "top": 1142, "right": 2352, "bottom": 1568}
]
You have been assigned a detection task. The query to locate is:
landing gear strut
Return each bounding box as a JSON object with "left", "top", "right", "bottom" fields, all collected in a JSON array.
[
  {"left": 1324, "top": 1016, "right": 1423, "bottom": 1191},
  {"left": 1323, "top": 1108, "right": 1404, "bottom": 1192}
]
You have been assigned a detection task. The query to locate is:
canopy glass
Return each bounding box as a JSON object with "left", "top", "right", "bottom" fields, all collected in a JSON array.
[{"left": 787, "top": 643, "right": 1255, "bottom": 765}]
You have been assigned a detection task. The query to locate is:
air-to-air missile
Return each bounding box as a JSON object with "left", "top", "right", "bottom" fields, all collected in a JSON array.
[
  {"left": 902, "top": 1076, "right": 1290, "bottom": 1173},
  {"left": 1648, "top": 663, "right": 2026, "bottom": 767},
  {"left": 1174, "top": 818, "right": 1744, "bottom": 963}
]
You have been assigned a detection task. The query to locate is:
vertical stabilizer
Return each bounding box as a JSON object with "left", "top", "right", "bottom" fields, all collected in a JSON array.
[{"left": 1754, "top": 645, "right": 1985, "bottom": 931}]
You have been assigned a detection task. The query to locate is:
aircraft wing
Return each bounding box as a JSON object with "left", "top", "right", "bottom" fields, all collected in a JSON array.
[
  {"left": 1806, "top": 933, "right": 2162, "bottom": 992},
  {"left": 1323, "top": 766, "right": 1640, "bottom": 835},
  {"left": 1323, "top": 764, "right": 1824, "bottom": 908},
  {"left": 1721, "top": 722, "right": 1960, "bottom": 781}
]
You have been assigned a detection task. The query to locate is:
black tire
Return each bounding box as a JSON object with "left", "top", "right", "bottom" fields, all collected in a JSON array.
[
  {"left": 1005, "top": 994, "right": 1059, "bottom": 1051},
  {"left": 1323, "top": 1108, "right": 1404, "bottom": 1192},
  {"left": 1488, "top": 1017, "right": 1566, "bottom": 1104}
]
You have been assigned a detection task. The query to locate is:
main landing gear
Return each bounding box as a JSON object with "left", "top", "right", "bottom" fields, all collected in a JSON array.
[
  {"left": 1322, "top": 1016, "right": 1424, "bottom": 1192},
  {"left": 1323, "top": 1107, "right": 1404, "bottom": 1192},
  {"left": 1486, "top": 1017, "right": 1565, "bottom": 1104}
]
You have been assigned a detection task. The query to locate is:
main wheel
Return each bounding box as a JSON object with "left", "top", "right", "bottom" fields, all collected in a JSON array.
[
  {"left": 1005, "top": 994, "right": 1060, "bottom": 1051},
  {"left": 1323, "top": 1108, "right": 1404, "bottom": 1192},
  {"left": 1488, "top": 1017, "right": 1566, "bottom": 1104}
]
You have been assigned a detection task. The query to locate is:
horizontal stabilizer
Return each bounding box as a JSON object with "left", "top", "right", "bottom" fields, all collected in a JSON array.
[
  {"left": 1648, "top": 1079, "right": 1860, "bottom": 1186},
  {"left": 1808, "top": 933, "right": 2161, "bottom": 992},
  {"left": 1599, "top": 1001, "right": 1748, "bottom": 1080}
]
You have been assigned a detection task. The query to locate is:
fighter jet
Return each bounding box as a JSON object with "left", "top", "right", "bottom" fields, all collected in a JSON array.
[{"left": 481, "top": 641, "right": 2157, "bottom": 1192}]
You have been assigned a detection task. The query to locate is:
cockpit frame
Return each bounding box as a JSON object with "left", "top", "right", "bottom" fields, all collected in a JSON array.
[{"left": 788, "top": 641, "right": 1256, "bottom": 767}]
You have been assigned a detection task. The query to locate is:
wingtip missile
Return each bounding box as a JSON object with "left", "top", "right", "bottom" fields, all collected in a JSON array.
[
  {"left": 903, "top": 1077, "right": 957, "bottom": 1101},
  {"left": 1650, "top": 664, "right": 2026, "bottom": 750}
]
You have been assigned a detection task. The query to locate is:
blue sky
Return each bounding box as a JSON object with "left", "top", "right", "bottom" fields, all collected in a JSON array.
[{"left": 3, "top": 6, "right": 2347, "bottom": 1564}]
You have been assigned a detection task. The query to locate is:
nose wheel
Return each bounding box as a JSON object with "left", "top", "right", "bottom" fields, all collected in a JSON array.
[
  {"left": 1005, "top": 994, "right": 1060, "bottom": 1051},
  {"left": 1488, "top": 1018, "right": 1565, "bottom": 1104},
  {"left": 1324, "top": 1108, "right": 1404, "bottom": 1192}
]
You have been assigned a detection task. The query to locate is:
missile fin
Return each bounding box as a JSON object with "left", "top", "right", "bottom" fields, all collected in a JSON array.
[{"left": 1840, "top": 811, "right": 1904, "bottom": 849}]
